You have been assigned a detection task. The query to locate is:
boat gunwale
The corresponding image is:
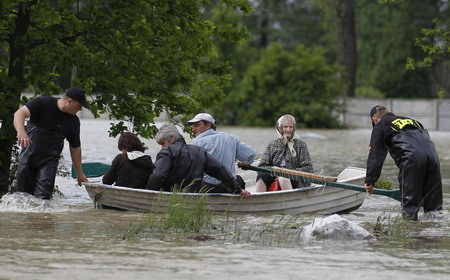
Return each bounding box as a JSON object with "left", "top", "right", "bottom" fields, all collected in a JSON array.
[{"left": 82, "top": 165, "right": 366, "bottom": 198}]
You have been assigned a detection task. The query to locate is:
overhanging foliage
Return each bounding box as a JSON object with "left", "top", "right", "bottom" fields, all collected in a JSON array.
[{"left": 0, "top": 0, "right": 252, "bottom": 194}]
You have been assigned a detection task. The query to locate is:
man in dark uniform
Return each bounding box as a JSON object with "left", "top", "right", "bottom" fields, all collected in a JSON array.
[
  {"left": 364, "top": 105, "right": 443, "bottom": 220},
  {"left": 13, "top": 86, "right": 90, "bottom": 199}
]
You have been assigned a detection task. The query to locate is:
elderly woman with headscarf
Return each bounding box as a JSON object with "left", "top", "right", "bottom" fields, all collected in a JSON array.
[{"left": 255, "top": 114, "right": 314, "bottom": 192}]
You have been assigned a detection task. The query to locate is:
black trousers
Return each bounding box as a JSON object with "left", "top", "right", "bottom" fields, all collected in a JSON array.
[
  {"left": 391, "top": 129, "right": 443, "bottom": 220},
  {"left": 16, "top": 123, "right": 64, "bottom": 199},
  {"left": 201, "top": 175, "right": 246, "bottom": 194}
]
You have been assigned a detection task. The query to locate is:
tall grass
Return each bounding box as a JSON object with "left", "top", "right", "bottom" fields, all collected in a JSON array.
[
  {"left": 123, "top": 188, "right": 309, "bottom": 244},
  {"left": 123, "top": 186, "right": 214, "bottom": 239},
  {"left": 163, "top": 187, "right": 214, "bottom": 232}
]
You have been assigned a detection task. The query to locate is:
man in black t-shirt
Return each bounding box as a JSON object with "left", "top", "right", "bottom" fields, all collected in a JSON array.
[{"left": 13, "top": 86, "right": 90, "bottom": 199}]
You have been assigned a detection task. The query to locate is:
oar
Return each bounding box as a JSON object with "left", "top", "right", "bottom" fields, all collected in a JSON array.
[
  {"left": 72, "top": 162, "right": 111, "bottom": 178},
  {"left": 242, "top": 165, "right": 401, "bottom": 202}
]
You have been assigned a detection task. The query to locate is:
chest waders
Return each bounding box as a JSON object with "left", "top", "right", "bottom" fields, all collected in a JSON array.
[
  {"left": 390, "top": 129, "right": 443, "bottom": 220},
  {"left": 16, "top": 123, "right": 65, "bottom": 199}
]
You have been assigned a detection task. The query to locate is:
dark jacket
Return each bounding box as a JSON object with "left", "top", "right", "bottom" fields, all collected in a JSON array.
[
  {"left": 366, "top": 112, "right": 443, "bottom": 218},
  {"left": 365, "top": 112, "right": 426, "bottom": 185},
  {"left": 146, "top": 137, "right": 241, "bottom": 193},
  {"left": 102, "top": 152, "right": 153, "bottom": 189}
]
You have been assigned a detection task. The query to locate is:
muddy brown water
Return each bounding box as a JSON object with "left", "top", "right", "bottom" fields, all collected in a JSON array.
[{"left": 1, "top": 119, "right": 449, "bottom": 279}]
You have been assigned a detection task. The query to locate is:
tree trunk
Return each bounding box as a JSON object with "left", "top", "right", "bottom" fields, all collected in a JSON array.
[
  {"left": 336, "top": 0, "right": 357, "bottom": 97},
  {"left": 0, "top": 2, "right": 32, "bottom": 195},
  {"left": 257, "top": 0, "right": 270, "bottom": 48}
]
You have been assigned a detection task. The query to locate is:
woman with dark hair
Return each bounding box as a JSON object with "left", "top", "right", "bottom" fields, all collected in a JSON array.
[{"left": 102, "top": 132, "right": 153, "bottom": 189}]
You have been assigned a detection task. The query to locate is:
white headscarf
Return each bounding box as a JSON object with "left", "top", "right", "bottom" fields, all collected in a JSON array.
[{"left": 276, "top": 114, "right": 299, "bottom": 157}]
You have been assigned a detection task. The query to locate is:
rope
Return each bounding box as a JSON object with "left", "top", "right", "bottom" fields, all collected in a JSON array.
[{"left": 316, "top": 183, "right": 326, "bottom": 195}]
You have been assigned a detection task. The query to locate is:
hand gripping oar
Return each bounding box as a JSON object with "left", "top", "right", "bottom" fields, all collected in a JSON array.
[
  {"left": 242, "top": 165, "right": 401, "bottom": 201},
  {"left": 72, "top": 162, "right": 111, "bottom": 178}
]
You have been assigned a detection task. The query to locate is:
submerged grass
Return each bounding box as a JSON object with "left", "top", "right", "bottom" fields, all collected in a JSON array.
[
  {"left": 370, "top": 211, "right": 429, "bottom": 239},
  {"left": 123, "top": 186, "right": 214, "bottom": 239},
  {"left": 122, "top": 186, "right": 309, "bottom": 245},
  {"left": 236, "top": 215, "right": 308, "bottom": 245},
  {"left": 124, "top": 187, "right": 434, "bottom": 245}
]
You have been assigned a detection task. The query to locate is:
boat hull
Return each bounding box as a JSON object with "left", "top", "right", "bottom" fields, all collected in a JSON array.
[{"left": 83, "top": 166, "right": 367, "bottom": 215}]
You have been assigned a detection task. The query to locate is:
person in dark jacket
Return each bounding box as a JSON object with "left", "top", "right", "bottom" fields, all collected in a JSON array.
[
  {"left": 146, "top": 123, "right": 251, "bottom": 198},
  {"left": 364, "top": 105, "right": 443, "bottom": 221},
  {"left": 102, "top": 132, "right": 153, "bottom": 189},
  {"left": 13, "top": 86, "right": 89, "bottom": 199}
]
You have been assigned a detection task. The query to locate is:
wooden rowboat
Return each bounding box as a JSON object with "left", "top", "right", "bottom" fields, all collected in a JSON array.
[{"left": 83, "top": 166, "right": 367, "bottom": 215}]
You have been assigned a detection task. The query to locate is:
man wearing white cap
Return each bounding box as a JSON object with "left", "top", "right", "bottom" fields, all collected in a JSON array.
[{"left": 187, "top": 113, "right": 256, "bottom": 192}]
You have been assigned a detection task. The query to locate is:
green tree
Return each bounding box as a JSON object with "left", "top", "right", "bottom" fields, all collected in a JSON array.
[
  {"left": 0, "top": 0, "right": 251, "bottom": 195},
  {"left": 243, "top": 0, "right": 335, "bottom": 51},
  {"left": 211, "top": 0, "right": 343, "bottom": 124},
  {"left": 356, "top": 0, "right": 447, "bottom": 98},
  {"left": 205, "top": 2, "right": 260, "bottom": 123},
  {"left": 227, "top": 43, "right": 343, "bottom": 128},
  {"left": 406, "top": 18, "right": 450, "bottom": 98},
  {"left": 336, "top": 0, "right": 357, "bottom": 97}
]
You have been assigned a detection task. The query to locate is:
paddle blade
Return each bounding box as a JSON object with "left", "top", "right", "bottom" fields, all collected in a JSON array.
[
  {"left": 72, "top": 162, "right": 111, "bottom": 178},
  {"left": 371, "top": 188, "right": 401, "bottom": 202}
]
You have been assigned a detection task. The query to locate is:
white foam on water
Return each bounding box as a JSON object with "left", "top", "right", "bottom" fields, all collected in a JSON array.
[
  {"left": 301, "top": 214, "right": 374, "bottom": 240},
  {"left": 420, "top": 210, "right": 447, "bottom": 222},
  {"left": 0, "top": 192, "right": 70, "bottom": 213}
]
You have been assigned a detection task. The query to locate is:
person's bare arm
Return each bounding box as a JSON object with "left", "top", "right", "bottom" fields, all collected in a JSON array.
[
  {"left": 70, "top": 146, "right": 88, "bottom": 185},
  {"left": 13, "top": 106, "right": 32, "bottom": 147}
]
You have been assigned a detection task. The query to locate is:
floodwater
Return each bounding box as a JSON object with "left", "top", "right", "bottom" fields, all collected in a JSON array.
[{"left": 1, "top": 119, "right": 449, "bottom": 280}]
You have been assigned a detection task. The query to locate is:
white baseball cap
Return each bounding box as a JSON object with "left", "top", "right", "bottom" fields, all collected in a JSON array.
[{"left": 187, "top": 113, "right": 216, "bottom": 125}]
